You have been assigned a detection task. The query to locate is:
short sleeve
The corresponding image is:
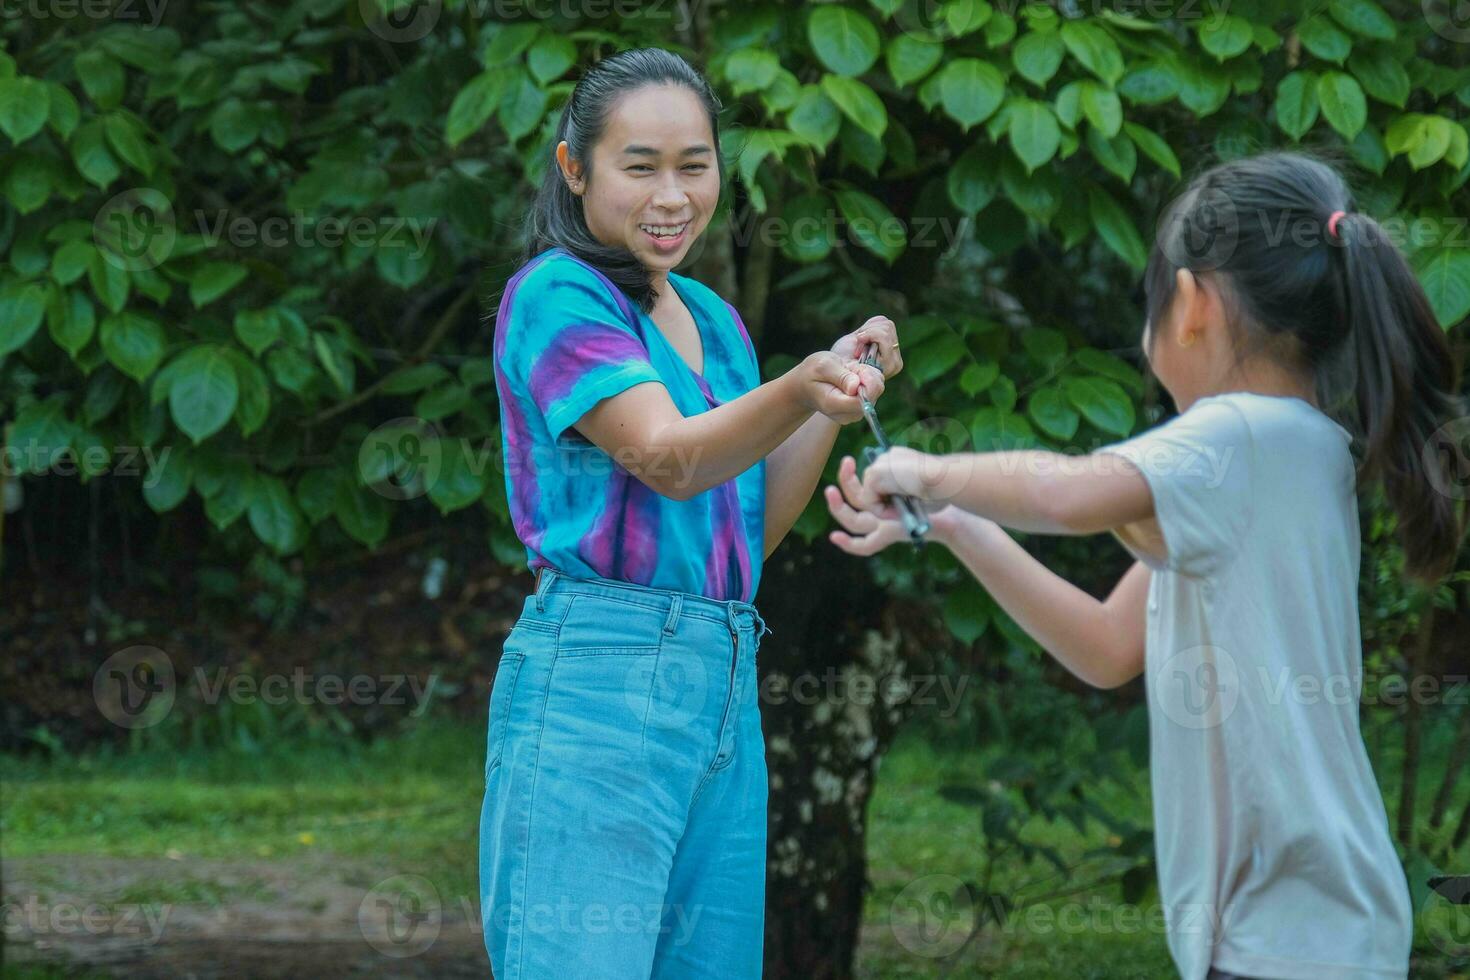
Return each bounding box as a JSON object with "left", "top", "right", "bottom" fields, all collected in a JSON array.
[
  {"left": 1095, "top": 396, "right": 1255, "bottom": 579},
  {"left": 497, "top": 256, "right": 663, "bottom": 443}
]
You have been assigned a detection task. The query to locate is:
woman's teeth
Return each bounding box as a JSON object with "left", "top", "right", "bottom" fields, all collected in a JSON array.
[{"left": 640, "top": 223, "right": 688, "bottom": 239}]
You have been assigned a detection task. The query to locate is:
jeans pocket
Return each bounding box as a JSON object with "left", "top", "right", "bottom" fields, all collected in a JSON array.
[{"left": 487, "top": 627, "right": 547, "bottom": 777}]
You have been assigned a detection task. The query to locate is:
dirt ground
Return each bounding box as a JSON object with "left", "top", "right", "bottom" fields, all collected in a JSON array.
[{"left": 3, "top": 855, "right": 489, "bottom": 978}]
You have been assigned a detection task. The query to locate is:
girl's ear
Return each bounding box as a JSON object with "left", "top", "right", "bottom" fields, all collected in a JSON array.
[
  {"left": 1172, "top": 267, "right": 1202, "bottom": 348},
  {"left": 555, "top": 141, "right": 585, "bottom": 196}
]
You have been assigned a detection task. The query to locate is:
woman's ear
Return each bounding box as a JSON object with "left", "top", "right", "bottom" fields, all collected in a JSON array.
[
  {"left": 555, "top": 142, "right": 585, "bottom": 196},
  {"left": 1172, "top": 267, "right": 1202, "bottom": 348}
]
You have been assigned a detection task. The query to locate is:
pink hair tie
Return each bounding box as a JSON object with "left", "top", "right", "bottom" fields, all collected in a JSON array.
[{"left": 1327, "top": 210, "right": 1347, "bottom": 241}]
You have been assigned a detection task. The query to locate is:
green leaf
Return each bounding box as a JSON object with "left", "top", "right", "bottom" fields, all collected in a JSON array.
[
  {"left": 1075, "top": 347, "right": 1144, "bottom": 394},
  {"left": 726, "top": 49, "right": 781, "bottom": 95},
  {"left": 1411, "top": 248, "right": 1470, "bottom": 327},
  {"left": 102, "top": 112, "right": 152, "bottom": 175},
  {"left": 970, "top": 407, "right": 1037, "bottom": 451},
  {"left": 938, "top": 59, "right": 1006, "bottom": 130},
  {"left": 70, "top": 120, "right": 120, "bottom": 189},
  {"left": 168, "top": 346, "right": 239, "bottom": 444},
  {"left": 779, "top": 193, "right": 836, "bottom": 263},
  {"left": 1274, "top": 71, "right": 1320, "bottom": 141},
  {"left": 234, "top": 308, "right": 281, "bottom": 356},
  {"left": 46, "top": 287, "right": 95, "bottom": 358},
  {"left": 1059, "top": 20, "right": 1123, "bottom": 85},
  {"left": 9, "top": 395, "right": 72, "bottom": 475},
  {"left": 943, "top": 584, "right": 990, "bottom": 644},
  {"left": 1079, "top": 80, "right": 1122, "bottom": 137},
  {"left": 1007, "top": 99, "right": 1060, "bottom": 172},
  {"left": 820, "top": 74, "right": 887, "bottom": 139},
  {"left": 143, "top": 446, "right": 194, "bottom": 513},
  {"left": 788, "top": 86, "right": 842, "bottom": 150},
  {"left": 190, "top": 262, "right": 247, "bottom": 308},
  {"left": 313, "top": 332, "right": 354, "bottom": 395},
  {"left": 1409, "top": 117, "right": 1453, "bottom": 170},
  {"left": 947, "top": 144, "right": 998, "bottom": 215},
  {"left": 527, "top": 34, "right": 575, "bottom": 84},
  {"left": 808, "top": 6, "right": 882, "bottom": 77},
  {"left": 334, "top": 480, "right": 390, "bottom": 549},
  {"left": 50, "top": 240, "right": 95, "bottom": 286},
  {"left": 886, "top": 35, "right": 942, "bottom": 87},
  {"left": 1086, "top": 127, "right": 1136, "bottom": 182},
  {"left": 834, "top": 189, "right": 905, "bottom": 263},
  {"left": 46, "top": 83, "right": 79, "bottom": 140},
  {"left": 446, "top": 69, "right": 510, "bottom": 147},
  {"left": 1028, "top": 384, "right": 1080, "bottom": 440},
  {"left": 1117, "top": 62, "right": 1179, "bottom": 105},
  {"left": 74, "top": 49, "right": 123, "bottom": 108},
  {"left": 209, "top": 99, "right": 261, "bottom": 153},
  {"left": 3, "top": 152, "right": 49, "bottom": 214},
  {"left": 1064, "top": 376, "right": 1135, "bottom": 436},
  {"left": 1348, "top": 48, "right": 1409, "bottom": 107},
  {"left": 499, "top": 71, "right": 549, "bottom": 142},
  {"left": 1013, "top": 31, "right": 1064, "bottom": 88},
  {"left": 1198, "top": 14, "right": 1253, "bottom": 60},
  {"left": 222, "top": 347, "right": 271, "bottom": 437},
  {"left": 250, "top": 474, "right": 306, "bottom": 555},
  {"left": 429, "top": 439, "right": 487, "bottom": 515},
  {"left": 1317, "top": 72, "right": 1366, "bottom": 140},
  {"left": 1297, "top": 16, "right": 1352, "bottom": 63},
  {"left": 0, "top": 77, "right": 50, "bottom": 143},
  {"left": 1087, "top": 185, "right": 1147, "bottom": 270},
  {"left": 1328, "top": 0, "right": 1395, "bottom": 40},
  {"left": 0, "top": 279, "right": 47, "bottom": 355},
  {"left": 88, "top": 250, "right": 129, "bottom": 313},
  {"left": 1123, "top": 122, "right": 1180, "bottom": 178},
  {"left": 99, "top": 311, "right": 165, "bottom": 381}
]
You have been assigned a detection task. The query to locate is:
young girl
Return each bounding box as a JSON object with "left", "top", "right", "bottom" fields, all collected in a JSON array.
[
  {"left": 483, "top": 49, "right": 901, "bottom": 978},
  {"left": 827, "top": 151, "right": 1465, "bottom": 979}
]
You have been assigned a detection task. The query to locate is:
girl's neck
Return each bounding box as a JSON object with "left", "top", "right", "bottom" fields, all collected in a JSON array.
[{"left": 1216, "top": 356, "right": 1318, "bottom": 408}]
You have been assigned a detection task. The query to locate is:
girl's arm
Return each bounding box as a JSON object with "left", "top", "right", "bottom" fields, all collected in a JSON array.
[
  {"left": 858, "top": 447, "right": 1156, "bottom": 535},
  {"left": 574, "top": 353, "right": 883, "bottom": 501},
  {"left": 826, "top": 456, "right": 1149, "bottom": 689}
]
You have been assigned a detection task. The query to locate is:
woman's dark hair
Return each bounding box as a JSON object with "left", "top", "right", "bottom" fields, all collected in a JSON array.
[
  {"left": 1145, "top": 150, "right": 1466, "bottom": 583},
  {"left": 525, "top": 47, "right": 724, "bottom": 313}
]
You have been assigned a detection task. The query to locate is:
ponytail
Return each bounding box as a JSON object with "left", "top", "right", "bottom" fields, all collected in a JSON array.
[
  {"left": 1148, "top": 151, "right": 1467, "bottom": 585},
  {"left": 1336, "top": 213, "right": 1466, "bottom": 583},
  {"left": 524, "top": 48, "right": 724, "bottom": 313}
]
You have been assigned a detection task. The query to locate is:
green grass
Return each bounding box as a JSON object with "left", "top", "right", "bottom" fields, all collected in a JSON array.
[{"left": 2, "top": 713, "right": 1467, "bottom": 978}]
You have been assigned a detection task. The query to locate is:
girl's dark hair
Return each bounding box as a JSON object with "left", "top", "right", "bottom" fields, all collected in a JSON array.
[
  {"left": 525, "top": 47, "right": 724, "bottom": 313},
  {"left": 1145, "top": 150, "right": 1466, "bottom": 583}
]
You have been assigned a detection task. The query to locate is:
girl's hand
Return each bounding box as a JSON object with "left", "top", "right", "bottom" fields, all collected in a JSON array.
[
  {"left": 826, "top": 455, "right": 960, "bottom": 554},
  {"left": 851, "top": 445, "right": 949, "bottom": 508},
  {"left": 829, "top": 316, "right": 902, "bottom": 399},
  {"left": 795, "top": 351, "right": 885, "bottom": 424}
]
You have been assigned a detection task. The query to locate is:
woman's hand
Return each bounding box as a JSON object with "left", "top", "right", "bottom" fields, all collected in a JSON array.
[
  {"left": 829, "top": 316, "right": 902, "bottom": 401},
  {"left": 794, "top": 351, "right": 885, "bottom": 424}
]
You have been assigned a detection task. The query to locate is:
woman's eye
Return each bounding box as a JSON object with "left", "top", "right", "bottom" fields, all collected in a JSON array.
[
  {"left": 627, "top": 165, "right": 653, "bottom": 173},
  {"left": 683, "top": 164, "right": 709, "bottom": 173}
]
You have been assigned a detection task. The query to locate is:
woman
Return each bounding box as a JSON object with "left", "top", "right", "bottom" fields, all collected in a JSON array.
[{"left": 481, "top": 48, "right": 903, "bottom": 978}]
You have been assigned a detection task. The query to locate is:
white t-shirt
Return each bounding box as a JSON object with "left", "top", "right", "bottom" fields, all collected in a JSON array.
[{"left": 1097, "top": 391, "right": 1412, "bottom": 980}]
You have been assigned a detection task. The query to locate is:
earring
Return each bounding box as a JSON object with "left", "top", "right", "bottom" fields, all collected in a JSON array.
[{"left": 1179, "top": 332, "right": 1195, "bottom": 348}]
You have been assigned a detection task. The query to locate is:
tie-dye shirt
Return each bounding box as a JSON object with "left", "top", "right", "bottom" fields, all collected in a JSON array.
[{"left": 493, "top": 247, "right": 766, "bottom": 603}]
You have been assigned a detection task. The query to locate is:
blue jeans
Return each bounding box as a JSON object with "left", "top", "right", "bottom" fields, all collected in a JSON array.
[{"left": 479, "top": 567, "right": 772, "bottom": 979}]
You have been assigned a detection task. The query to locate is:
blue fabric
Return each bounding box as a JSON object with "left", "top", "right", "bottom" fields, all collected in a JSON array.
[
  {"left": 479, "top": 568, "right": 772, "bottom": 978},
  {"left": 493, "top": 248, "right": 767, "bottom": 603}
]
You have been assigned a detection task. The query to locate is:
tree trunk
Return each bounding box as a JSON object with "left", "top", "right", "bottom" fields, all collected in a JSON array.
[{"left": 757, "top": 539, "right": 953, "bottom": 978}]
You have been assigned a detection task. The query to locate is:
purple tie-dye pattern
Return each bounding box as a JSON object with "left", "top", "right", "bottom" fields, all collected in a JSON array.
[
  {"left": 528, "top": 327, "right": 651, "bottom": 419},
  {"left": 494, "top": 248, "right": 764, "bottom": 601},
  {"left": 493, "top": 260, "right": 548, "bottom": 556}
]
